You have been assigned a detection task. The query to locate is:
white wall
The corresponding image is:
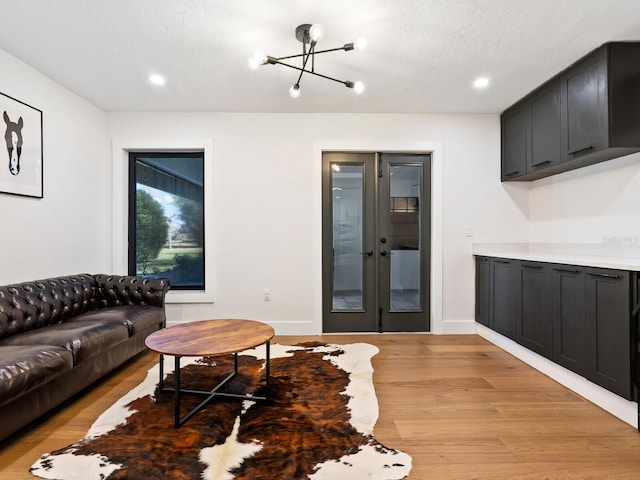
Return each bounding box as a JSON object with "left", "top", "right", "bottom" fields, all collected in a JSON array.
[
  {"left": 0, "top": 49, "right": 107, "bottom": 284},
  {"left": 7, "top": 42, "right": 635, "bottom": 337},
  {"left": 529, "top": 151, "right": 640, "bottom": 245},
  {"left": 0, "top": 46, "right": 536, "bottom": 336},
  {"left": 107, "top": 112, "right": 528, "bottom": 334}
]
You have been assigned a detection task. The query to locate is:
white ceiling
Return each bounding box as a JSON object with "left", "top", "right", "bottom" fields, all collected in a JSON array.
[{"left": 1, "top": 0, "right": 639, "bottom": 114}]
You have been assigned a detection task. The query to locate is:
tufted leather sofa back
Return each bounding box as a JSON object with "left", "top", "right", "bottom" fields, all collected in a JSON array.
[
  {"left": 94, "top": 275, "right": 170, "bottom": 309},
  {"left": 0, "top": 274, "right": 170, "bottom": 341},
  {"left": 0, "top": 274, "right": 98, "bottom": 340}
]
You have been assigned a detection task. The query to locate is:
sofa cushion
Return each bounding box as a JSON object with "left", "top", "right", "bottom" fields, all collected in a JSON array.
[
  {"left": 1, "top": 322, "right": 129, "bottom": 365},
  {"left": 68, "top": 305, "right": 165, "bottom": 336},
  {"left": 0, "top": 345, "right": 73, "bottom": 406}
]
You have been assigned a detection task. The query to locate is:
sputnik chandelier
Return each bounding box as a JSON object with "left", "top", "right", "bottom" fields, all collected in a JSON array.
[{"left": 248, "top": 23, "right": 366, "bottom": 98}]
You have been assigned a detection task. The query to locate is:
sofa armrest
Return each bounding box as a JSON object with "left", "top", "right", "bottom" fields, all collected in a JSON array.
[{"left": 94, "top": 275, "right": 170, "bottom": 309}]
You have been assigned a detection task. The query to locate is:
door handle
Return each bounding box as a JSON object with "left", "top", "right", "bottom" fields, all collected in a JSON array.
[
  {"left": 568, "top": 145, "right": 593, "bottom": 156},
  {"left": 503, "top": 170, "right": 520, "bottom": 177},
  {"left": 361, "top": 250, "right": 374, "bottom": 256},
  {"left": 553, "top": 268, "right": 580, "bottom": 274},
  {"left": 587, "top": 272, "right": 620, "bottom": 279},
  {"left": 530, "top": 160, "right": 551, "bottom": 168}
]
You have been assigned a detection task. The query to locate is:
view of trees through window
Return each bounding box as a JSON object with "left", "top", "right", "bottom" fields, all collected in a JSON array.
[{"left": 128, "top": 152, "right": 205, "bottom": 290}]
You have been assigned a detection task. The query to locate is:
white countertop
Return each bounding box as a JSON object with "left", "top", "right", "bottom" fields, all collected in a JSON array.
[{"left": 472, "top": 243, "right": 640, "bottom": 271}]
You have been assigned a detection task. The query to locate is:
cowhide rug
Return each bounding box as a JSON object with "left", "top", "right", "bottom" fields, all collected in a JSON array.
[{"left": 31, "top": 342, "right": 411, "bottom": 480}]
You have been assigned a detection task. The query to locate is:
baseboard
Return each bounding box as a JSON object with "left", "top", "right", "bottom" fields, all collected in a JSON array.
[
  {"left": 166, "top": 319, "right": 318, "bottom": 336},
  {"left": 476, "top": 323, "right": 638, "bottom": 429},
  {"left": 440, "top": 319, "right": 477, "bottom": 334}
]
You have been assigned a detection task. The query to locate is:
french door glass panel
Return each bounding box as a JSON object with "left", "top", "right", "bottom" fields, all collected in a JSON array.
[
  {"left": 389, "top": 165, "right": 421, "bottom": 311},
  {"left": 332, "top": 165, "right": 364, "bottom": 311}
]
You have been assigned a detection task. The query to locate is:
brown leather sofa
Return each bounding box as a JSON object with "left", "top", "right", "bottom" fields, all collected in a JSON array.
[{"left": 0, "top": 273, "right": 170, "bottom": 441}]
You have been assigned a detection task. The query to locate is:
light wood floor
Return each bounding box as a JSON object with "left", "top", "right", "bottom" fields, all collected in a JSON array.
[{"left": 2, "top": 334, "right": 640, "bottom": 479}]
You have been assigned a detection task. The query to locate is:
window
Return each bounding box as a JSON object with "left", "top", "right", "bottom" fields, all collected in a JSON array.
[{"left": 128, "top": 152, "right": 205, "bottom": 290}]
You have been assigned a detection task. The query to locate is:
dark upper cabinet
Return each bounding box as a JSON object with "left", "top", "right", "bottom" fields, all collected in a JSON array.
[
  {"left": 529, "top": 79, "right": 561, "bottom": 173},
  {"left": 502, "top": 42, "right": 640, "bottom": 182},
  {"left": 515, "top": 262, "right": 553, "bottom": 359},
  {"left": 475, "top": 256, "right": 490, "bottom": 326},
  {"left": 500, "top": 79, "right": 561, "bottom": 182},
  {"left": 500, "top": 103, "right": 527, "bottom": 181},
  {"left": 560, "top": 43, "right": 640, "bottom": 164},
  {"left": 560, "top": 46, "right": 607, "bottom": 159},
  {"left": 585, "top": 267, "right": 632, "bottom": 399},
  {"left": 489, "top": 258, "right": 516, "bottom": 339},
  {"left": 552, "top": 265, "right": 586, "bottom": 376}
]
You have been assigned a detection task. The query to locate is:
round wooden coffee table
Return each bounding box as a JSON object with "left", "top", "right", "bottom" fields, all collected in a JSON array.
[{"left": 145, "top": 319, "right": 275, "bottom": 428}]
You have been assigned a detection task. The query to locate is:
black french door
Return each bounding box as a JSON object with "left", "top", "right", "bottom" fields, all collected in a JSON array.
[{"left": 322, "top": 152, "right": 431, "bottom": 332}]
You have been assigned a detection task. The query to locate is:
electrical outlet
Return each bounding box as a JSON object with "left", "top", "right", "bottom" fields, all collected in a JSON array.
[{"left": 263, "top": 289, "right": 271, "bottom": 301}]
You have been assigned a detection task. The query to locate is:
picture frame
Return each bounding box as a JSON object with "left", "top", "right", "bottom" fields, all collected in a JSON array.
[{"left": 0, "top": 91, "right": 43, "bottom": 198}]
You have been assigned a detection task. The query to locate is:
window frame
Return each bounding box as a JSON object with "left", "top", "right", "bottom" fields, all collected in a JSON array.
[
  {"left": 111, "top": 139, "right": 214, "bottom": 304},
  {"left": 128, "top": 151, "right": 205, "bottom": 291}
]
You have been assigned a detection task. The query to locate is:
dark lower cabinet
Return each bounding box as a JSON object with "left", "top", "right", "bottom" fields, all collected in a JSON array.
[
  {"left": 585, "top": 268, "right": 632, "bottom": 399},
  {"left": 516, "top": 262, "right": 552, "bottom": 359},
  {"left": 489, "top": 258, "right": 516, "bottom": 339},
  {"left": 477, "top": 257, "right": 637, "bottom": 401},
  {"left": 475, "top": 256, "right": 490, "bottom": 326},
  {"left": 552, "top": 265, "right": 586, "bottom": 376}
]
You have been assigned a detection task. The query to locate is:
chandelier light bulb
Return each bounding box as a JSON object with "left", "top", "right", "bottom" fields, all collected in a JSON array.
[
  {"left": 289, "top": 84, "right": 301, "bottom": 98},
  {"left": 353, "top": 81, "right": 365, "bottom": 94},
  {"left": 354, "top": 37, "right": 367, "bottom": 50},
  {"left": 309, "top": 24, "right": 325, "bottom": 42},
  {"left": 248, "top": 51, "right": 266, "bottom": 70}
]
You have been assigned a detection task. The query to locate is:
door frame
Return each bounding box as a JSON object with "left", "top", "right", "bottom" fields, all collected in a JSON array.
[{"left": 313, "top": 141, "right": 444, "bottom": 333}]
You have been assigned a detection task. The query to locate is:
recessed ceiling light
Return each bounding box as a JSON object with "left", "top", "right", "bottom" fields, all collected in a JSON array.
[
  {"left": 473, "top": 76, "right": 490, "bottom": 89},
  {"left": 149, "top": 74, "right": 166, "bottom": 86}
]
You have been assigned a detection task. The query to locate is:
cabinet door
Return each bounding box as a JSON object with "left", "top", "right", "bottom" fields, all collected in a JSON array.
[
  {"left": 552, "top": 265, "right": 586, "bottom": 375},
  {"left": 501, "top": 103, "right": 528, "bottom": 181},
  {"left": 632, "top": 272, "right": 640, "bottom": 392},
  {"left": 516, "top": 262, "right": 552, "bottom": 358},
  {"left": 585, "top": 268, "right": 631, "bottom": 399},
  {"left": 529, "top": 79, "right": 561, "bottom": 172},
  {"left": 490, "top": 258, "right": 516, "bottom": 339},
  {"left": 475, "top": 256, "right": 490, "bottom": 326},
  {"left": 560, "top": 47, "right": 608, "bottom": 161}
]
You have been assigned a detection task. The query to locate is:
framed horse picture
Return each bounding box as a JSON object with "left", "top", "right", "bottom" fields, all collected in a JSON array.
[{"left": 0, "top": 91, "right": 43, "bottom": 198}]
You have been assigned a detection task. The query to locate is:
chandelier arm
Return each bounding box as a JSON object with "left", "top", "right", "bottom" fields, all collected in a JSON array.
[
  {"left": 295, "top": 43, "right": 314, "bottom": 86},
  {"left": 274, "top": 45, "right": 352, "bottom": 62},
  {"left": 308, "top": 45, "right": 352, "bottom": 55},
  {"left": 303, "top": 69, "right": 351, "bottom": 86},
  {"left": 270, "top": 60, "right": 351, "bottom": 86}
]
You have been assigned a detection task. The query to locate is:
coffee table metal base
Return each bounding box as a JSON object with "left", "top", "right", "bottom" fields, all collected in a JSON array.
[{"left": 158, "top": 341, "right": 271, "bottom": 428}]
